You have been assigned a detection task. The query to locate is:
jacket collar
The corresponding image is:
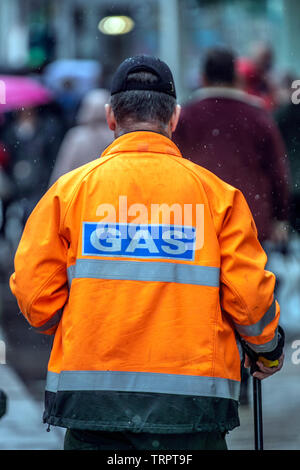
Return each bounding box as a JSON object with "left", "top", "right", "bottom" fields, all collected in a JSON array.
[
  {"left": 101, "top": 130, "right": 182, "bottom": 159},
  {"left": 192, "top": 86, "right": 264, "bottom": 108}
]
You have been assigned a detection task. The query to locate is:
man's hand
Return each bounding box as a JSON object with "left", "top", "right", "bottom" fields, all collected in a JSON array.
[{"left": 244, "top": 353, "right": 284, "bottom": 380}]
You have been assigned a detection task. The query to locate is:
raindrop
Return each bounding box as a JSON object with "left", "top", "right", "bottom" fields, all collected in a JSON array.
[
  {"left": 132, "top": 415, "right": 142, "bottom": 425},
  {"left": 152, "top": 440, "right": 160, "bottom": 448}
]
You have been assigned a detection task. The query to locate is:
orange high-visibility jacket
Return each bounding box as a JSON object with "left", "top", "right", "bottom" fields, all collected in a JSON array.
[{"left": 10, "top": 131, "right": 280, "bottom": 431}]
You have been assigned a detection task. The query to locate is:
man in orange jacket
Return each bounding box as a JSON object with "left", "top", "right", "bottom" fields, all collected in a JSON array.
[{"left": 10, "top": 55, "right": 284, "bottom": 451}]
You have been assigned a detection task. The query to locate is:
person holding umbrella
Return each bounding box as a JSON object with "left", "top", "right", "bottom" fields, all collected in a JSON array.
[{"left": 0, "top": 75, "right": 62, "bottom": 221}]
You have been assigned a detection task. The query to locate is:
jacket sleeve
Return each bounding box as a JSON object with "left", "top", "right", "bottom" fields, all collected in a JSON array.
[
  {"left": 9, "top": 183, "right": 69, "bottom": 335},
  {"left": 219, "top": 188, "right": 280, "bottom": 353}
]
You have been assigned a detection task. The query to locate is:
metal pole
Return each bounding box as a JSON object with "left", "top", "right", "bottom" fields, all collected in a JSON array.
[
  {"left": 238, "top": 334, "right": 265, "bottom": 451},
  {"left": 158, "top": 0, "right": 183, "bottom": 102},
  {"left": 282, "top": 0, "right": 300, "bottom": 74},
  {"left": 253, "top": 377, "right": 264, "bottom": 450}
]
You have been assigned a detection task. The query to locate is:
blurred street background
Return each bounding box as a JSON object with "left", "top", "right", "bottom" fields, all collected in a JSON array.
[{"left": 0, "top": 0, "right": 299, "bottom": 450}]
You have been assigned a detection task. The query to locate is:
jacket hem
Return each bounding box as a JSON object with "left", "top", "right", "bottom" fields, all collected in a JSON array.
[{"left": 44, "top": 416, "right": 240, "bottom": 434}]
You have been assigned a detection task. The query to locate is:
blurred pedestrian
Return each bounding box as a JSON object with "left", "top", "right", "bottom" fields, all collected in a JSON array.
[
  {"left": 53, "top": 77, "right": 82, "bottom": 128},
  {"left": 43, "top": 59, "right": 103, "bottom": 128},
  {"left": 0, "top": 141, "right": 10, "bottom": 170},
  {"left": 0, "top": 141, "right": 13, "bottom": 205},
  {"left": 174, "top": 47, "right": 290, "bottom": 404},
  {"left": 10, "top": 55, "right": 284, "bottom": 451},
  {"left": 49, "top": 89, "right": 113, "bottom": 186},
  {"left": 1, "top": 107, "right": 55, "bottom": 218},
  {"left": 237, "top": 42, "right": 278, "bottom": 111},
  {"left": 174, "top": 46, "right": 290, "bottom": 246}
]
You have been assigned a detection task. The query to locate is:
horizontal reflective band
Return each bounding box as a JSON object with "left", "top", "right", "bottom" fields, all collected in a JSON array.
[
  {"left": 46, "top": 370, "right": 240, "bottom": 401},
  {"left": 68, "top": 259, "right": 220, "bottom": 287},
  {"left": 234, "top": 299, "right": 276, "bottom": 338},
  {"left": 245, "top": 329, "right": 278, "bottom": 353},
  {"left": 34, "top": 309, "right": 63, "bottom": 332}
]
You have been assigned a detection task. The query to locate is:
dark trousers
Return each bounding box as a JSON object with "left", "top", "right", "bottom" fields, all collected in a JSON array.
[{"left": 64, "top": 429, "right": 228, "bottom": 451}]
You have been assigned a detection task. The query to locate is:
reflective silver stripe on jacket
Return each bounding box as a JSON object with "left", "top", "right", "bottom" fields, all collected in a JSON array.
[
  {"left": 233, "top": 299, "right": 276, "bottom": 338},
  {"left": 67, "top": 259, "right": 220, "bottom": 287},
  {"left": 245, "top": 329, "right": 278, "bottom": 353},
  {"left": 46, "top": 370, "right": 240, "bottom": 401}
]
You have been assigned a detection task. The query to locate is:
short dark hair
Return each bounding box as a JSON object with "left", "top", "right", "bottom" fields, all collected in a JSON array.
[
  {"left": 110, "top": 71, "right": 176, "bottom": 128},
  {"left": 203, "top": 47, "right": 236, "bottom": 85}
]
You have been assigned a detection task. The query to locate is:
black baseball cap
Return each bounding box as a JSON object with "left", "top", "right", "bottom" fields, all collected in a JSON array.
[{"left": 110, "top": 55, "right": 177, "bottom": 99}]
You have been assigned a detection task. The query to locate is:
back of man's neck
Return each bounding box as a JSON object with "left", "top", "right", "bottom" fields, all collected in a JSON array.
[{"left": 115, "top": 124, "right": 170, "bottom": 139}]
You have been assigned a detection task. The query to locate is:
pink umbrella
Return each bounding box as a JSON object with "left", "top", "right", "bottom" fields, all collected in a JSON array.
[{"left": 0, "top": 75, "right": 53, "bottom": 112}]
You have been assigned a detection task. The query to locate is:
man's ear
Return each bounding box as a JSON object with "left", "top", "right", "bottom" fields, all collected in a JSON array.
[
  {"left": 105, "top": 104, "right": 116, "bottom": 131},
  {"left": 170, "top": 104, "right": 181, "bottom": 133}
]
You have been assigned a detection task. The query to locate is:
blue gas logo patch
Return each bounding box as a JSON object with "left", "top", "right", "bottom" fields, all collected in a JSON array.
[{"left": 82, "top": 223, "right": 196, "bottom": 261}]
